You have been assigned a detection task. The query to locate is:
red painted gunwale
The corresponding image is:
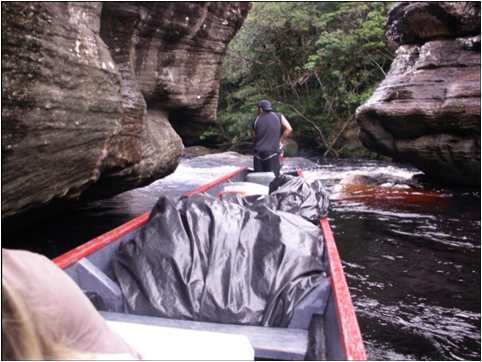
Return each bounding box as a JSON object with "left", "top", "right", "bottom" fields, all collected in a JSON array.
[
  {"left": 53, "top": 167, "right": 246, "bottom": 269},
  {"left": 53, "top": 212, "right": 150, "bottom": 269},
  {"left": 296, "top": 168, "right": 365, "bottom": 360},
  {"left": 182, "top": 167, "right": 246, "bottom": 197},
  {"left": 321, "top": 218, "right": 366, "bottom": 360}
]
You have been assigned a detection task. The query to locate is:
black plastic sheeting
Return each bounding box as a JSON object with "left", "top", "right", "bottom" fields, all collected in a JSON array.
[
  {"left": 113, "top": 175, "right": 330, "bottom": 327},
  {"left": 223, "top": 174, "right": 330, "bottom": 224}
]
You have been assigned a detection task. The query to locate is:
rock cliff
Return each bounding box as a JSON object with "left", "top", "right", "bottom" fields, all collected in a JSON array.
[
  {"left": 1, "top": 2, "right": 249, "bottom": 218},
  {"left": 356, "top": 2, "right": 480, "bottom": 187}
]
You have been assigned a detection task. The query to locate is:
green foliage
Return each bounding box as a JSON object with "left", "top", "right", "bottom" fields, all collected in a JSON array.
[{"left": 214, "top": 1, "right": 393, "bottom": 157}]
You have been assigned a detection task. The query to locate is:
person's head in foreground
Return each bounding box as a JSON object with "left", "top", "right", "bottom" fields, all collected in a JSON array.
[{"left": 2, "top": 280, "right": 87, "bottom": 360}]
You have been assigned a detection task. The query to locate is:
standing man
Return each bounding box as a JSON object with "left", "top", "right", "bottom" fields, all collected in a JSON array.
[{"left": 252, "top": 100, "right": 292, "bottom": 176}]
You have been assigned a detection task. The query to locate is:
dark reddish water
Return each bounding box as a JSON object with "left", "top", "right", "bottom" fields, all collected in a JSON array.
[{"left": 3, "top": 154, "right": 480, "bottom": 360}]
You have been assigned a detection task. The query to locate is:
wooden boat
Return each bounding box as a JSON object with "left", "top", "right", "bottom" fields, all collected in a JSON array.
[{"left": 53, "top": 167, "right": 366, "bottom": 360}]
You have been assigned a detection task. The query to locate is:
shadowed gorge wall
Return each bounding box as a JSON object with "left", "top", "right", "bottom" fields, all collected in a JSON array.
[{"left": 1, "top": 2, "right": 250, "bottom": 218}]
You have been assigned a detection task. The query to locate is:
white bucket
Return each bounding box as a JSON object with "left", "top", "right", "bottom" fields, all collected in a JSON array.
[
  {"left": 245, "top": 172, "right": 276, "bottom": 186},
  {"left": 222, "top": 182, "right": 269, "bottom": 196}
]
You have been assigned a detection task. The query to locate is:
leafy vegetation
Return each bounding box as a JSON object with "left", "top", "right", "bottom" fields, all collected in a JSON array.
[{"left": 210, "top": 2, "right": 393, "bottom": 157}]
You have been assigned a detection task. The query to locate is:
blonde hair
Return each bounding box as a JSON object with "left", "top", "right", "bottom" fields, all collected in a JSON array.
[{"left": 2, "top": 279, "right": 91, "bottom": 360}]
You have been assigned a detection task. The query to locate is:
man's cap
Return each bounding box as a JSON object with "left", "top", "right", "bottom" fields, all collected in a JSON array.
[{"left": 257, "top": 100, "right": 273, "bottom": 112}]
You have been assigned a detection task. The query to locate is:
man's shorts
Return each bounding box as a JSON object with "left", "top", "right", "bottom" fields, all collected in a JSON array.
[{"left": 253, "top": 151, "right": 281, "bottom": 176}]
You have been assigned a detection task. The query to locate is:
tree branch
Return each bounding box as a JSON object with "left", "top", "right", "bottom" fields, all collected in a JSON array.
[
  {"left": 368, "top": 56, "right": 386, "bottom": 77},
  {"left": 277, "top": 101, "right": 330, "bottom": 150},
  {"left": 323, "top": 116, "right": 354, "bottom": 157}
]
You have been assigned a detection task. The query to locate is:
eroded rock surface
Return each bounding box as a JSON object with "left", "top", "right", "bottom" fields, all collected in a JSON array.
[
  {"left": 1, "top": 2, "right": 249, "bottom": 218},
  {"left": 356, "top": 2, "right": 480, "bottom": 187}
]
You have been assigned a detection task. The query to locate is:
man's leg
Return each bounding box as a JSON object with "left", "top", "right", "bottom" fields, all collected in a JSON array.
[
  {"left": 254, "top": 155, "right": 263, "bottom": 172},
  {"left": 261, "top": 158, "right": 271, "bottom": 173},
  {"left": 270, "top": 154, "right": 281, "bottom": 176}
]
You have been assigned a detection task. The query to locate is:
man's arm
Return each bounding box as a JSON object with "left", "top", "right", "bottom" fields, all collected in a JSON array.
[
  {"left": 280, "top": 114, "right": 292, "bottom": 145},
  {"left": 252, "top": 116, "right": 259, "bottom": 143}
]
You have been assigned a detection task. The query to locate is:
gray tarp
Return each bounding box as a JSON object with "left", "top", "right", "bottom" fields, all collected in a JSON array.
[{"left": 113, "top": 175, "right": 330, "bottom": 327}]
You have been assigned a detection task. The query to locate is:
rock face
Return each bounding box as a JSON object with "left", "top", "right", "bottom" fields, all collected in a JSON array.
[
  {"left": 1, "top": 2, "right": 249, "bottom": 218},
  {"left": 356, "top": 2, "right": 480, "bottom": 187}
]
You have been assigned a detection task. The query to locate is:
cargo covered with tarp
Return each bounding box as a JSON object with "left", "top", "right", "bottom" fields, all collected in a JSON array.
[{"left": 112, "top": 175, "right": 330, "bottom": 327}]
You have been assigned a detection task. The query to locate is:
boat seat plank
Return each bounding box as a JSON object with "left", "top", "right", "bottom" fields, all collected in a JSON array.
[
  {"left": 101, "top": 311, "right": 309, "bottom": 360},
  {"left": 106, "top": 319, "right": 255, "bottom": 360}
]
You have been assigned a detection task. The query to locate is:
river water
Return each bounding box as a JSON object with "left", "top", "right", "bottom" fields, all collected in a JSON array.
[{"left": 3, "top": 153, "right": 480, "bottom": 360}]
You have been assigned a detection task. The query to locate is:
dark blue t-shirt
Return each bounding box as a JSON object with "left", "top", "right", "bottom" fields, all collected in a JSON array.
[{"left": 253, "top": 112, "right": 281, "bottom": 154}]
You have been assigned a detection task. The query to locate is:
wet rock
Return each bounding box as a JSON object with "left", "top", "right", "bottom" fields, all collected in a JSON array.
[
  {"left": 339, "top": 173, "right": 421, "bottom": 188},
  {"left": 385, "top": 2, "right": 480, "bottom": 48},
  {"left": 356, "top": 2, "right": 480, "bottom": 187},
  {"left": 334, "top": 171, "right": 454, "bottom": 212},
  {"left": 100, "top": 2, "right": 250, "bottom": 145},
  {"left": 1, "top": 2, "right": 249, "bottom": 218}
]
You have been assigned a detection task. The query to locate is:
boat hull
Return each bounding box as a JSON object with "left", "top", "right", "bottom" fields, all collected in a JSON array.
[{"left": 53, "top": 167, "right": 365, "bottom": 360}]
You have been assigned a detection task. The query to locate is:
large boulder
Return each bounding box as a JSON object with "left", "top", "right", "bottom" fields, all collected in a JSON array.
[
  {"left": 356, "top": 2, "right": 480, "bottom": 187},
  {"left": 1, "top": 2, "right": 249, "bottom": 218}
]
